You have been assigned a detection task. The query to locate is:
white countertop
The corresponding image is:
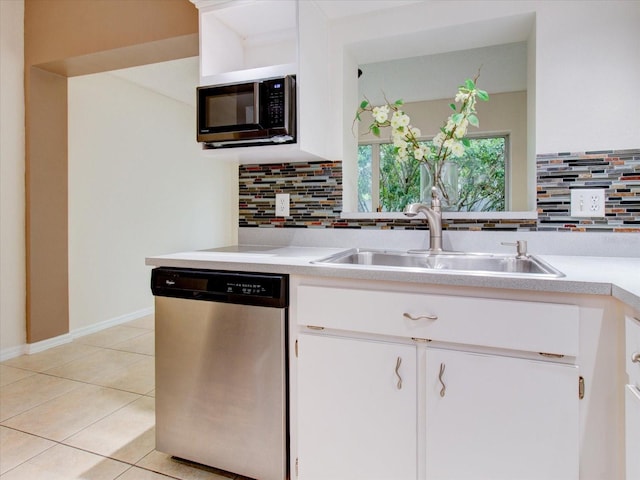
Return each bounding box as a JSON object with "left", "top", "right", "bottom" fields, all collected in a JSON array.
[{"left": 146, "top": 245, "right": 640, "bottom": 312}]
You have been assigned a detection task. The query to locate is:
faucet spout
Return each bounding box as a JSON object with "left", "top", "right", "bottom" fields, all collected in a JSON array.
[{"left": 404, "top": 187, "right": 443, "bottom": 253}]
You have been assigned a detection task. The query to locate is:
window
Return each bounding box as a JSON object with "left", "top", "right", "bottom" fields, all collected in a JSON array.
[{"left": 358, "top": 135, "right": 508, "bottom": 213}]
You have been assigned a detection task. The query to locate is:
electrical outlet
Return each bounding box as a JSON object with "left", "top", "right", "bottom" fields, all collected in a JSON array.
[
  {"left": 275, "top": 193, "right": 290, "bottom": 217},
  {"left": 570, "top": 188, "right": 606, "bottom": 217}
]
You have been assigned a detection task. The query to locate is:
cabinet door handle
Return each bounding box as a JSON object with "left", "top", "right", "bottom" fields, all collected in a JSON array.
[
  {"left": 438, "top": 362, "right": 446, "bottom": 397},
  {"left": 403, "top": 312, "right": 438, "bottom": 321},
  {"left": 632, "top": 352, "right": 640, "bottom": 364},
  {"left": 395, "top": 356, "right": 403, "bottom": 390}
]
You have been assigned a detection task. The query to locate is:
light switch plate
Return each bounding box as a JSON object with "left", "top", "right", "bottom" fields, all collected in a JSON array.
[
  {"left": 275, "top": 193, "right": 290, "bottom": 217},
  {"left": 570, "top": 189, "right": 606, "bottom": 217}
]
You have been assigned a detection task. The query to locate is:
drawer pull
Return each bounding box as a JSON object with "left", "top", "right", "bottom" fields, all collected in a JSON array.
[
  {"left": 395, "top": 357, "right": 403, "bottom": 390},
  {"left": 306, "top": 325, "right": 325, "bottom": 331},
  {"left": 632, "top": 352, "right": 640, "bottom": 364},
  {"left": 438, "top": 363, "right": 446, "bottom": 397},
  {"left": 403, "top": 312, "right": 438, "bottom": 321},
  {"left": 412, "top": 337, "right": 432, "bottom": 343},
  {"left": 539, "top": 352, "right": 565, "bottom": 359}
]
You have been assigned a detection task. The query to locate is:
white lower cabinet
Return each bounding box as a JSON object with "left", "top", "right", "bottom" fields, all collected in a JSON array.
[
  {"left": 626, "top": 385, "right": 640, "bottom": 480},
  {"left": 425, "top": 348, "right": 580, "bottom": 480},
  {"left": 296, "top": 333, "right": 417, "bottom": 480},
  {"left": 294, "top": 280, "right": 587, "bottom": 479},
  {"left": 625, "top": 315, "right": 640, "bottom": 480}
]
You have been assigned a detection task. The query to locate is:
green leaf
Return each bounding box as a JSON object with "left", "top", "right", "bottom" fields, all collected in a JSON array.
[
  {"left": 477, "top": 89, "right": 489, "bottom": 101},
  {"left": 462, "top": 138, "right": 471, "bottom": 147},
  {"left": 355, "top": 113, "right": 361, "bottom": 121},
  {"left": 451, "top": 113, "right": 463, "bottom": 124},
  {"left": 394, "top": 99, "right": 404, "bottom": 105},
  {"left": 371, "top": 125, "right": 381, "bottom": 137},
  {"left": 468, "top": 114, "right": 479, "bottom": 127},
  {"left": 449, "top": 103, "right": 457, "bottom": 111},
  {"left": 465, "top": 78, "right": 475, "bottom": 91},
  {"left": 360, "top": 100, "right": 369, "bottom": 109}
]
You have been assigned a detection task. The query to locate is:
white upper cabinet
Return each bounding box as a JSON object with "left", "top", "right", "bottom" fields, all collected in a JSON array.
[
  {"left": 194, "top": 0, "right": 297, "bottom": 85},
  {"left": 190, "top": 0, "right": 331, "bottom": 162}
]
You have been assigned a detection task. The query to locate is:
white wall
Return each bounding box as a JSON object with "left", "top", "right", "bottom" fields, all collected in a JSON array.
[
  {"left": 68, "top": 73, "right": 237, "bottom": 332},
  {"left": 0, "top": 0, "right": 26, "bottom": 357},
  {"left": 358, "top": 42, "right": 527, "bottom": 105},
  {"left": 534, "top": 1, "right": 640, "bottom": 153}
]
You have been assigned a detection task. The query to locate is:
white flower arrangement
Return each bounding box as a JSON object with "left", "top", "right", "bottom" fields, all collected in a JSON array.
[{"left": 355, "top": 74, "right": 489, "bottom": 203}]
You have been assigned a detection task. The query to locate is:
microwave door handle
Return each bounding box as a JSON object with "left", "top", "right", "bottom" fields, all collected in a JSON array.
[
  {"left": 253, "top": 83, "right": 260, "bottom": 125},
  {"left": 284, "top": 76, "right": 292, "bottom": 132}
]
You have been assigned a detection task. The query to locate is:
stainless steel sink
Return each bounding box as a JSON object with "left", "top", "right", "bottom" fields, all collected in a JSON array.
[{"left": 312, "top": 249, "right": 564, "bottom": 278}]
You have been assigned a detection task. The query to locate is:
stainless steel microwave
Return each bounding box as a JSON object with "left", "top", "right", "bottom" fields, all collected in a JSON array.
[{"left": 197, "top": 75, "right": 296, "bottom": 149}]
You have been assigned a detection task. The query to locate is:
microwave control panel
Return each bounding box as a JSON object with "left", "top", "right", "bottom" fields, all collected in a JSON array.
[{"left": 262, "top": 78, "right": 287, "bottom": 128}]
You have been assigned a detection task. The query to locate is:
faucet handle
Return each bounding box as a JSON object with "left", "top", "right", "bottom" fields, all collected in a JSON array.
[
  {"left": 501, "top": 240, "right": 528, "bottom": 258},
  {"left": 430, "top": 187, "right": 441, "bottom": 207}
]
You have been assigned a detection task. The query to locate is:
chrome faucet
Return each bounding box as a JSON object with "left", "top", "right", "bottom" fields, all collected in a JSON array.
[{"left": 404, "top": 187, "right": 443, "bottom": 253}]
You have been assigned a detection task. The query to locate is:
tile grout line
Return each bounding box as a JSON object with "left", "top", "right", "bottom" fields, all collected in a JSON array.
[
  {"left": 0, "top": 320, "right": 215, "bottom": 480},
  {"left": 1, "top": 424, "right": 182, "bottom": 480}
]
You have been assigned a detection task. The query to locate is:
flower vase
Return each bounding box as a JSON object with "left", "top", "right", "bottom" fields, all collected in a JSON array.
[{"left": 420, "top": 162, "right": 459, "bottom": 210}]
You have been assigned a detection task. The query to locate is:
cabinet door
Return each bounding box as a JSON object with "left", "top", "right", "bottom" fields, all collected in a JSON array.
[
  {"left": 626, "top": 315, "right": 640, "bottom": 388},
  {"left": 626, "top": 385, "right": 640, "bottom": 480},
  {"left": 425, "top": 348, "right": 579, "bottom": 480},
  {"left": 297, "top": 334, "right": 417, "bottom": 480}
]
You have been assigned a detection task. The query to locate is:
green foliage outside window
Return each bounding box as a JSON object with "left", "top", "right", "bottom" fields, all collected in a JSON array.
[
  {"left": 358, "top": 137, "right": 506, "bottom": 213},
  {"left": 358, "top": 145, "right": 373, "bottom": 212},
  {"left": 456, "top": 137, "right": 506, "bottom": 212},
  {"left": 379, "top": 143, "right": 421, "bottom": 212}
]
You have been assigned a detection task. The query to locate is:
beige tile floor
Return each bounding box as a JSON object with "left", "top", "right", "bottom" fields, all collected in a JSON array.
[{"left": 0, "top": 315, "right": 252, "bottom": 480}]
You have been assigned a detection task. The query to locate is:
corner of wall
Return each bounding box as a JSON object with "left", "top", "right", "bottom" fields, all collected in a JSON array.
[{"left": 0, "top": 0, "right": 27, "bottom": 351}]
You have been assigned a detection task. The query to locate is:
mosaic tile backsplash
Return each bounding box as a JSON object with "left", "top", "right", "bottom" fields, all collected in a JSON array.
[
  {"left": 238, "top": 148, "right": 640, "bottom": 232},
  {"left": 537, "top": 149, "right": 640, "bottom": 232},
  {"left": 239, "top": 162, "right": 343, "bottom": 228}
]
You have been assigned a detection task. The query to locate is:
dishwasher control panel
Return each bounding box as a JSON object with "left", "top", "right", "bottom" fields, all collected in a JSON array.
[
  {"left": 151, "top": 268, "right": 288, "bottom": 308},
  {"left": 224, "top": 280, "right": 270, "bottom": 296}
]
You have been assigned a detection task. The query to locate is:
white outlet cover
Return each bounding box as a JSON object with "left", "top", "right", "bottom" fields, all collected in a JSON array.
[
  {"left": 570, "top": 189, "right": 606, "bottom": 218},
  {"left": 275, "top": 193, "right": 290, "bottom": 217}
]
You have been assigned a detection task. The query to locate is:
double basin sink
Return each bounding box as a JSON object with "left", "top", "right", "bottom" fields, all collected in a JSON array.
[{"left": 313, "top": 248, "right": 564, "bottom": 278}]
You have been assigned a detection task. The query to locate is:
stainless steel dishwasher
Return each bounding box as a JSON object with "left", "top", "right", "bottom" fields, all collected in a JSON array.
[{"left": 151, "top": 267, "right": 288, "bottom": 480}]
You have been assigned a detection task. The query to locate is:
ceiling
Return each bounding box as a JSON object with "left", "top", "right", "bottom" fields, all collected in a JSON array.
[{"left": 307, "top": 0, "right": 422, "bottom": 18}]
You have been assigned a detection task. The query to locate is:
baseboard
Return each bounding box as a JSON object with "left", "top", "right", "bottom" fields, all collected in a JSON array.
[
  {"left": 0, "top": 333, "right": 74, "bottom": 361},
  {"left": 0, "top": 306, "right": 154, "bottom": 362},
  {"left": 71, "top": 306, "right": 154, "bottom": 340},
  {"left": 26, "top": 334, "right": 74, "bottom": 355},
  {"left": 0, "top": 345, "right": 27, "bottom": 362}
]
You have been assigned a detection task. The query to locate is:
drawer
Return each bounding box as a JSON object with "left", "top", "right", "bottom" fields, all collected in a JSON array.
[
  {"left": 626, "top": 315, "right": 640, "bottom": 387},
  {"left": 296, "top": 285, "right": 579, "bottom": 356}
]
